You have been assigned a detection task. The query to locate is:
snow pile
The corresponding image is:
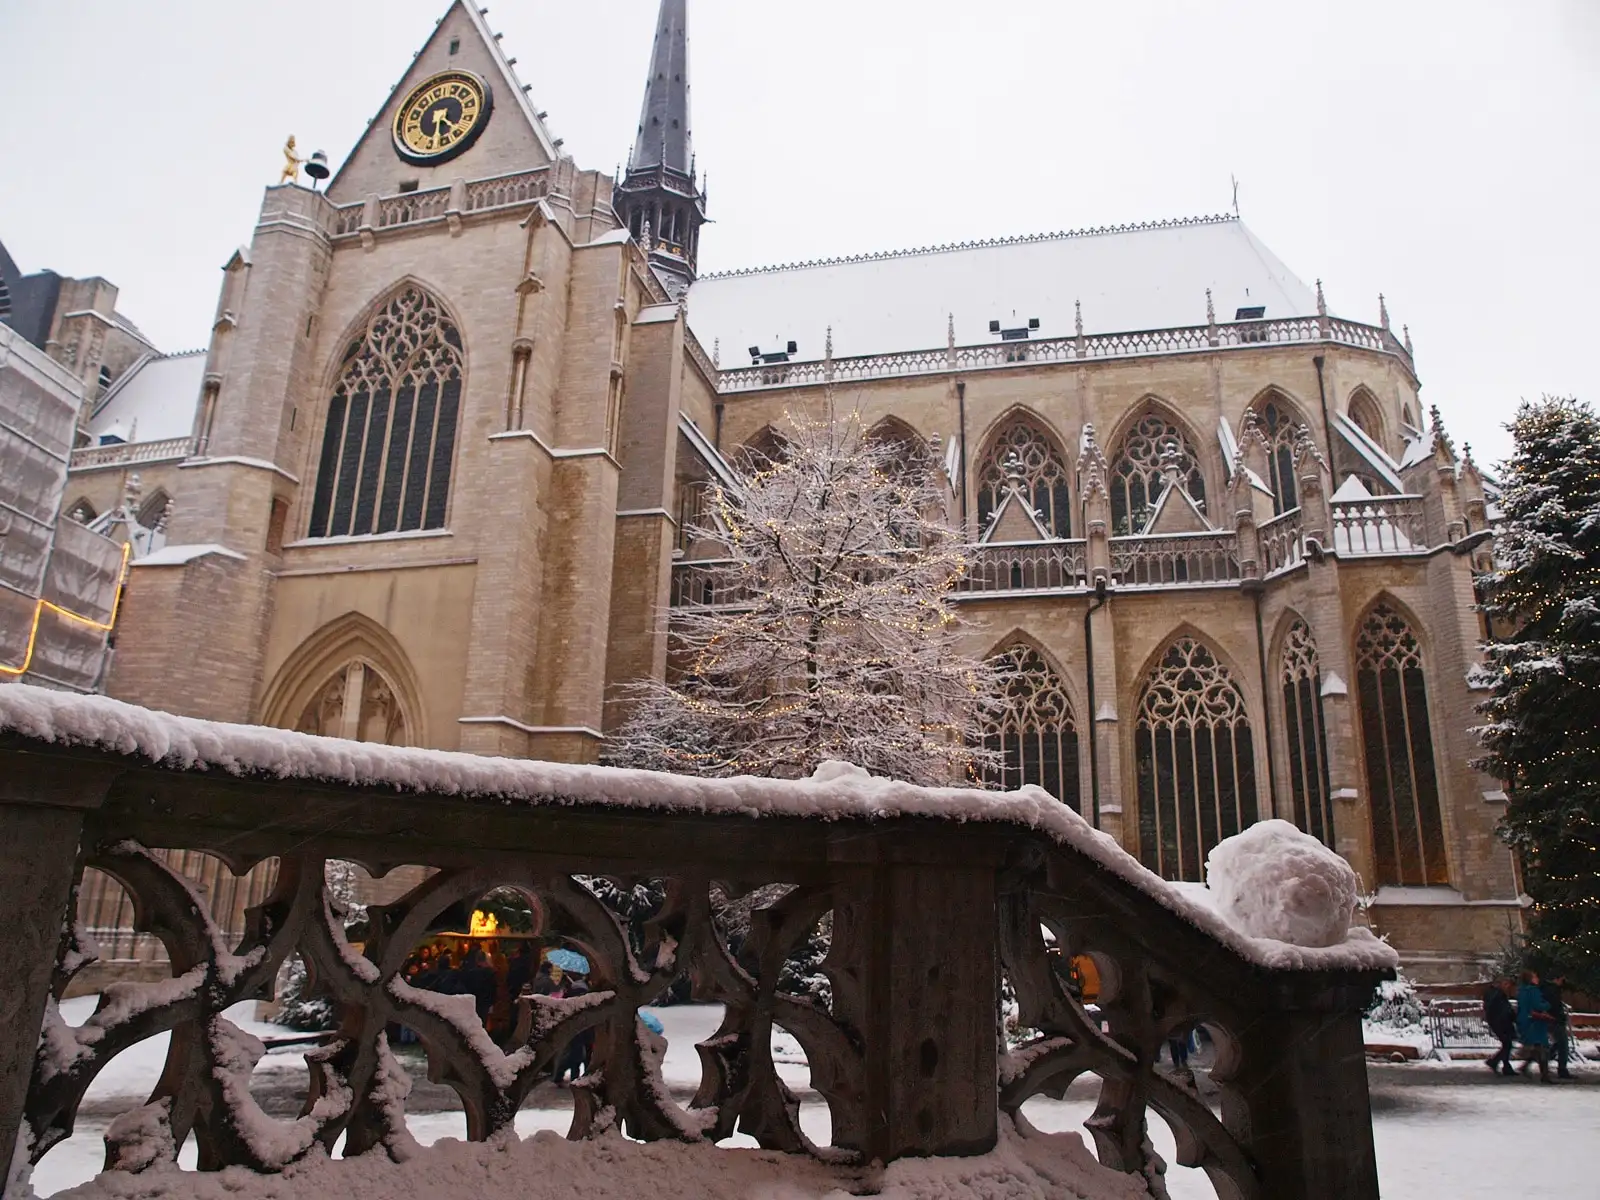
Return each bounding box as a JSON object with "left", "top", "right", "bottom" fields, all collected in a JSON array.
[
  {"left": 1204, "top": 819, "right": 1360, "bottom": 948},
  {"left": 36, "top": 1117, "right": 1147, "bottom": 1200},
  {"left": 0, "top": 684, "right": 1396, "bottom": 973}
]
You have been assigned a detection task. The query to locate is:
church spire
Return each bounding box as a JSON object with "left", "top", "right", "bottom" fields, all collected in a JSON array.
[{"left": 615, "top": 0, "right": 706, "bottom": 298}]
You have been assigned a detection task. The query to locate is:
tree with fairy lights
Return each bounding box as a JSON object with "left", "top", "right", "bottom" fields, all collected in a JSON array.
[
  {"left": 607, "top": 397, "right": 1004, "bottom": 786},
  {"left": 1475, "top": 396, "right": 1600, "bottom": 992}
]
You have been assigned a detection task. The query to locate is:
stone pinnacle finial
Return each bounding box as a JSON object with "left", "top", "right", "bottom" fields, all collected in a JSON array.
[
  {"left": 947, "top": 312, "right": 955, "bottom": 349},
  {"left": 1379, "top": 293, "right": 1390, "bottom": 330},
  {"left": 825, "top": 326, "right": 834, "bottom": 362},
  {"left": 641, "top": 218, "right": 653, "bottom": 250},
  {"left": 122, "top": 472, "right": 142, "bottom": 514},
  {"left": 1429, "top": 405, "right": 1455, "bottom": 458},
  {"left": 1074, "top": 298, "right": 1084, "bottom": 339},
  {"left": 1206, "top": 288, "right": 1215, "bottom": 326},
  {"left": 1403, "top": 324, "right": 1413, "bottom": 356},
  {"left": 1292, "top": 422, "right": 1326, "bottom": 470},
  {"left": 712, "top": 337, "right": 720, "bottom": 368},
  {"left": 155, "top": 498, "right": 173, "bottom": 534},
  {"left": 1316, "top": 278, "right": 1327, "bottom": 317},
  {"left": 1002, "top": 450, "right": 1025, "bottom": 490},
  {"left": 1158, "top": 441, "right": 1184, "bottom": 486}
]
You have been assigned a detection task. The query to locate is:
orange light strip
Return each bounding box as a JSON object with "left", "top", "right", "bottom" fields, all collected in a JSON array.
[{"left": 0, "top": 541, "right": 132, "bottom": 679}]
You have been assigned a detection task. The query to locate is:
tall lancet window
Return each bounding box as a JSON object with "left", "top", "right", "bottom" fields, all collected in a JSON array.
[
  {"left": 975, "top": 418, "right": 1072, "bottom": 537},
  {"left": 1111, "top": 414, "right": 1204, "bottom": 535},
  {"left": 1135, "top": 638, "right": 1258, "bottom": 881},
  {"left": 308, "top": 287, "right": 463, "bottom": 539},
  {"left": 1281, "top": 619, "right": 1334, "bottom": 846},
  {"left": 1356, "top": 605, "right": 1448, "bottom": 886},
  {"left": 982, "top": 645, "right": 1080, "bottom": 809},
  {"left": 1257, "top": 395, "right": 1300, "bottom": 515}
]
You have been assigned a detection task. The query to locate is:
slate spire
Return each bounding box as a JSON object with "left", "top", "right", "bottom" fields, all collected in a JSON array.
[{"left": 615, "top": 0, "right": 707, "bottom": 298}]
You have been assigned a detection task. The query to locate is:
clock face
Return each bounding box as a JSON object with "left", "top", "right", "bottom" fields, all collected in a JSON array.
[{"left": 392, "top": 71, "right": 493, "bottom": 165}]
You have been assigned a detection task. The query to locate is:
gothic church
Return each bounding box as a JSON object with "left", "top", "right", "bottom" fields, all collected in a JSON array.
[{"left": 58, "top": 0, "right": 1515, "bottom": 981}]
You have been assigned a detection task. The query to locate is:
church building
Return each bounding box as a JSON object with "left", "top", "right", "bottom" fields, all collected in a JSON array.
[{"left": 59, "top": 0, "right": 1517, "bottom": 983}]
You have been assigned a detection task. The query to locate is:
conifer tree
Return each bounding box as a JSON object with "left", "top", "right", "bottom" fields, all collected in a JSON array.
[
  {"left": 1476, "top": 396, "right": 1600, "bottom": 990},
  {"left": 607, "top": 399, "right": 1003, "bottom": 785}
]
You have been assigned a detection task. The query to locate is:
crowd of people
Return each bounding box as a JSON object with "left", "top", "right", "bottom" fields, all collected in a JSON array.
[
  {"left": 398, "top": 939, "right": 595, "bottom": 1082},
  {"left": 1482, "top": 969, "right": 1574, "bottom": 1083}
]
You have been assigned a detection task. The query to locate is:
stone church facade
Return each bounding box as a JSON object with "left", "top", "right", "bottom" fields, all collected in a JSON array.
[{"left": 61, "top": 0, "right": 1518, "bottom": 982}]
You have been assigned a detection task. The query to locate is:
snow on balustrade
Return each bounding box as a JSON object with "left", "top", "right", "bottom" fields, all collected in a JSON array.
[
  {"left": 69, "top": 438, "right": 193, "bottom": 471},
  {"left": 0, "top": 686, "right": 1396, "bottom": 1199},
  {"left": 955, "top": 540, "right": 1089, "bottom": 594},
  {"left": 1259, "top": 507, "right": 1306, "bottom": 575},
  {"left": 1109, "top": 531, "right": 1241, "bottom": 588},
  {"left": 1331, "top": 495, "right": 1427, "bottom": 555}
]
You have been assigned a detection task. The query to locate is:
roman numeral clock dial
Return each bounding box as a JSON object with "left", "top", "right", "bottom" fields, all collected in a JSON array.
[{"left": 392, "top": 70, "right": 492, "bottom": 165}]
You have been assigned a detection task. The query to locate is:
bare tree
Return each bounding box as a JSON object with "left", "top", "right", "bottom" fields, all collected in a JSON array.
[{"left": 608, "top": 398, "right": 1003, "bottom": 785}]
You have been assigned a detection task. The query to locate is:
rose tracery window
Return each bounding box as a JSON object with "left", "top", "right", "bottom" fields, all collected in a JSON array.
[
  {"left": 1257, "top": 397, "right": 1300, "bottom": 515},
  {"left": 307, "top": 287, "right": 464, "bottom": 539},
  {"left": 975, "top": 419, "right": 1071, "bottom": 538},
  {"left": 1135, "top": 638, "right": 1258, "bottom": 881},
  {"left": 1356, "top": 605, "right": 1447, "bottom": 886},
  {"left": 981, "top": 645, "right": 1080, "bottom": 809},
  {"left": 1111, "top": 414, "right": 1205, "bottom": 535},
  {"left": 1281, "top": 620, "right": 1333, "bottom": 846}
]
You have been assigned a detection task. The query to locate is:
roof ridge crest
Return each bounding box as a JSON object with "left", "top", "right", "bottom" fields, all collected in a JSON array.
[{"left": 698, "top": 213, "right": 1237, "bottom": 280}]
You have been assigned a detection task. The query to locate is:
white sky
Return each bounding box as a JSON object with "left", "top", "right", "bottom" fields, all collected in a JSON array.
[{"left": 2, "top": 0, "right": 1596, "bottom": 464}]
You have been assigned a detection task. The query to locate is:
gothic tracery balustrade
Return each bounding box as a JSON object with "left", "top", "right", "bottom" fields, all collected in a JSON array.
[
  {"left": 1134, "top": 638, "right": 1259, "bottom": 881},
  {"left": 1355, "top": 604, "right": 1448, "bottom": 886},
  {"left": 1109, "top": 415, "right": 1206, "bottom": 536}
]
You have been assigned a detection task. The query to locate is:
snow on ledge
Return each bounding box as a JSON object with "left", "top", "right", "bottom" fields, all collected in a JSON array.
[
  {"left": 129, "top": 544, "right": 246, "bottom": 567},
  {"left": 0, "top": 684, "right": 1396, "bottom": 974}
]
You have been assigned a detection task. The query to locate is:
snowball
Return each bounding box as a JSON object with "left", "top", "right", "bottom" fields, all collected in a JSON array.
[
  {"left": 1205, "top": 819, "right": 1359, "bottom": 948},
  {"left": 809, "top": 759, "right": 871, "bottom": 783}
]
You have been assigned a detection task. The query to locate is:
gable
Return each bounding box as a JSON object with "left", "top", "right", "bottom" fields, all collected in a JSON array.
[{"left": 326, "top": 1, "right": 558, "bottom": 202}]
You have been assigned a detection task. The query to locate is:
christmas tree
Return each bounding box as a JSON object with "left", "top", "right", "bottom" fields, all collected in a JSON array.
[
  {"left": 1476, "top": 396, "right": 1600, "bottom": 991},
  {"left": 607, "top": 398, "right": 1003, "bottom": 785}
]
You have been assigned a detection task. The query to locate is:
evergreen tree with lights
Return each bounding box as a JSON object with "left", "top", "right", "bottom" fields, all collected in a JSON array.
[
  {"left": 607, "top": 397, "right": 1003, "bottom": 785},
  {"left": 1476, "top": 396, "right": 1600, "bottom": 991}
]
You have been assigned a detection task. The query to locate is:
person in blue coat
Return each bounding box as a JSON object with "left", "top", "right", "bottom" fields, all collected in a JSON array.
[{"left": 1516, "top": 970, "right": 1554, "bottom": 1083}]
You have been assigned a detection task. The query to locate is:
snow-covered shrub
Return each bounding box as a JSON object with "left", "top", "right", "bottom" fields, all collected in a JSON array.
[
  {"left": 1205, "top": 819, "right": 1359, "bottom": 947},
  {"left": 1366, "top": 974, "right": 1426, "bottom": 1031}
]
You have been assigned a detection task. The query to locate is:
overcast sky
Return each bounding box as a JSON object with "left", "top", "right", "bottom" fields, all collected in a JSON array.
[{"left": 3, "top": 0, "right": 1596, "bottom": 463}]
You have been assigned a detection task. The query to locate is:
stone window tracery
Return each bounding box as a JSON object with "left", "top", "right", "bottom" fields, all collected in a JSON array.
[
  {"left": 307, "top": 287, "right": 463, "bottom": 539},
  {"left": 975, "top": 418, "right": 1071, "bottom": 538},
  {"left": 1110, "top": 414, "right": 1205, "bottom": 535},
  {"left": 1256, "top": 396, "right": 1300, "bottom": 515},
  {"left": 1355, "top": 605, "right": 1447, "bottom": 886},
  {"left": 1348, "top": 389, "right": 1385, "bottom": 450},
  {"left": 1280, "top": 620, "right": 1333, "bottom": 846},
  {"left": 296, "top": 660, "right": 409, "bottom": 746},
  {"left": 1135, "top": 637, "right": 1258, "bottom": 881},
  {"left": 981, "top": 645, "right": 1080, "bottom": 809}
]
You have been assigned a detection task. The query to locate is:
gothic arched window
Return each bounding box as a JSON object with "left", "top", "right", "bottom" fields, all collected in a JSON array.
[
  {"left": 1256, "top": 396, "right": 1300, "bottom": 515},
  {"left": 982, "top": 645, "right": 1080, "bottom": 809},
  {"left": 1135, "top": 638, "right": 1258, "bottom": 881},
  {"left": 1348, "top": 389, "right": 1385, "bottom": 450},
  {"left": 296, "top": 660, "right": 410, "bottom": 746},
  {"left": 1356, "top": 605, "right": 1447, "bottom": 886},
  {"left": 1111, "top": 414, "right": 1204, "bottom": 536},
  {"left": 1281, "top": 620, "right": 1333, "bottom": 846},
  {"left": 307, "top": 287, "right": 463, "bottom": 539},
  {"left": 976, "top": 418, "right": 1071, "bottom": 538}
]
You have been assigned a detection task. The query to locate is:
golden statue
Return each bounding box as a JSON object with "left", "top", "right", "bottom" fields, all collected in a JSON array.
[{"left": 279, "top": 135, "right": 305, "bottom": 185}]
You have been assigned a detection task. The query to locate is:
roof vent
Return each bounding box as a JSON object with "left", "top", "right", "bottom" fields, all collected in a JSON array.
[
  {"left": 1234, "top": 306, "right": 1265, "bottom": 320},
  {"left": 989, "top": 316, "right": 1041, "bottom": 342}
]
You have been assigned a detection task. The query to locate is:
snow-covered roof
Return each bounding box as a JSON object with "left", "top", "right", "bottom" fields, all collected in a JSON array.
[
  {"left": 89, "top": 350, "right": 205, "bottom": 444},
  {"left": 0, "top": 683, "right": 1396, "bottom": 974},
  {"left": 687, "top": 215, "right": 1318, "bottom": 363}
]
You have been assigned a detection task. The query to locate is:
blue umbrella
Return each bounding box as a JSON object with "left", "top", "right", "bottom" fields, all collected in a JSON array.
[
  {"left": 546, "top": 948, "right": 590, "bottom": 974},
  {"left": 638, "top": 1010, "right": 665, "bottom": 1035}
]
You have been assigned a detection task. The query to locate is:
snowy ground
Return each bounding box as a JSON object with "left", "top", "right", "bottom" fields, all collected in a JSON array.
[{"left": 27, "top": 1000, "right": 1600, "bottom": 1198}]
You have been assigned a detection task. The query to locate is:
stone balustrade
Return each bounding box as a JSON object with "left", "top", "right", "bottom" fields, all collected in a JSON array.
[
  {"left": 955, "top": 540, "right": 1090, "bottom": 594},
  {"left": 1330, "top": 495, "right": 1428, "bottom": 556},
  {"left": 0, "top": 689, "right": 1389, "bottom": 1197},
  {"left": 1109, "top": 531, "right": 1243, "bottom": 588},
  {"left": 69, "top": 437, "right": 193, "bottom": 471},
  {"left": 329, "top": 168, "right": 551, "bottom": 242}
]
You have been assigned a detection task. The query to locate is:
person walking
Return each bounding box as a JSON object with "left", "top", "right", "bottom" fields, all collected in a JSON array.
[
  {"left": 1516, "top": 970, "right": 1554, "bottom": 1083},
  {"left": 1483, "top": 977, "right": 1518, "bottom": 1076},
  {"left": 1540, "top": 973, "right": 1573, "bottom": 1080}
]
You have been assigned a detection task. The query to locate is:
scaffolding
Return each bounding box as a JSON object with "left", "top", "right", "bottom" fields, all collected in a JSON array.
[{"left": 0, "top": 324, "right": 125, "bottom": 692}]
